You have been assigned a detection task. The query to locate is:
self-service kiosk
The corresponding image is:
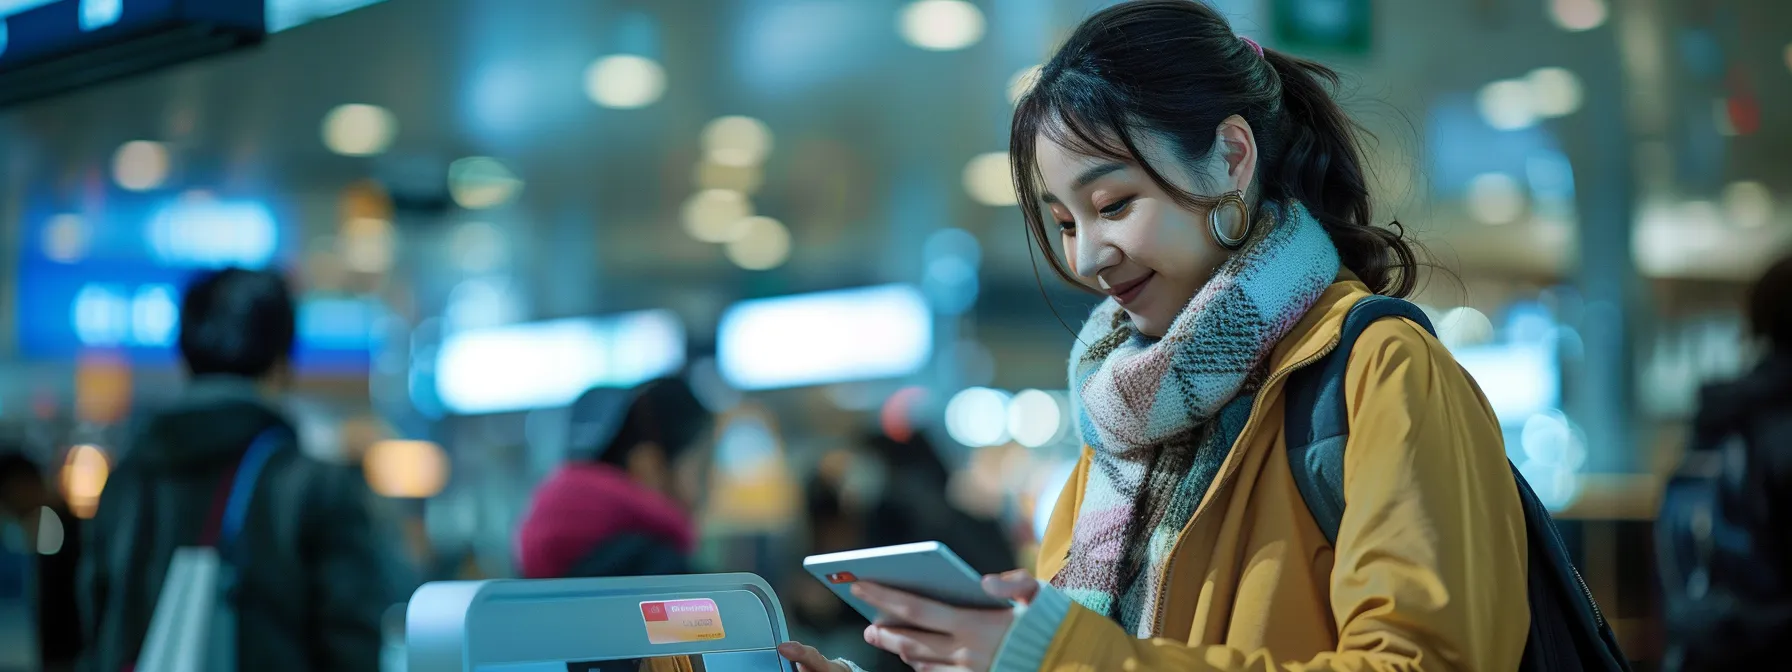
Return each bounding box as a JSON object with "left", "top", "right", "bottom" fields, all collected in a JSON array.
[{"left": 406, "top": 574, "right": 794, "bottom": 672}]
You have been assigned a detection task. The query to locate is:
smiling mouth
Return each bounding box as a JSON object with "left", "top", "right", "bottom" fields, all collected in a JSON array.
[{"left": 1104, "top": 272, "right": 1154, "bottom": 305}]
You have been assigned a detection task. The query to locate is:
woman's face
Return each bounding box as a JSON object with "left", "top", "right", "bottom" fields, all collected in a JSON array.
[{"left": 1035, "top": 119, "right": 1256, "bottom": 337}]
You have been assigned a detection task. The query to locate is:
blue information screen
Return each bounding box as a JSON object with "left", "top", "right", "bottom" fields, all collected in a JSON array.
[
  {"left": 15, "top": 190, "right": 382, "bottom": 374},
  {"left": 0, "top": 0, "right": 263, "bottom": 68}
]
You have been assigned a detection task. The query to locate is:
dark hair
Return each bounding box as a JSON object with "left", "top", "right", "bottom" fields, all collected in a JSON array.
[
  {"left": 1011, "top": 0, "right": 1418, "bottom": 297},
  {"left": 1749, "top": 253, "right": 1792, "bottom": 353},
  {"left": 596, "top": 378, "right": 712, "bottom": 466},
  {"left": 178, "top": 268, "right": 297, "bottom": 378}
]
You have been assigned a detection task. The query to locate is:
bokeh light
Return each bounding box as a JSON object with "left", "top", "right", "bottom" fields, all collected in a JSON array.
[
  {"left": 340, "top": 216, "right": 396, "bottom": 273},
  {"left": 701, "top": 116, "right": 774, "bottom": 167},
  {"left": 1477, "top": 79, "right": 1536, "bottom": 131},
  {"left": 1518, "top": 411, "right": 1588, "bottom": 510},
  {"left": 963, "top": 152, "right": 1016, "bottom": 206},
  {"left": 43, "top": 213, "right": 89, "bottom": 263},
  {"left": 448, "top": 156, "right": 523, "bottom": 210},
  {"left": 35, "top": 506, "right": 66, "bottom": 555},
  {"left": 363, "top": 439, "right": 450, "bottom": 498},
  {"left": 1007, "top": 64, "right": 1043, "bottom": 105},
  {"left": 448, "top": 221, "right": 507, "bottom": 272},
  {"left": 1722, "top": 180, "right": 1774, "bottom": 229},
  {"left": 59, "top": 444, "right": 110, "bottom": 519},
  {"left": 682, "top": 189, "right": 755, "bottom": 243},
  {"left": 321, "top": 103, "right": 398, "bottom": 157},
  {"left": 695, "top": 160, "right": 765, "bottom": 195},
  {"left": 724, "top": 216, "right": 792, "bottom": 270},
  {"left": 584, "top": 54, "right": 666, "bottom": 109},
  {"left": 880, "top": 386, "right": 929, "bottom": 443},
  {"left": 1007, "top": 389, "right": 1064, "bottom": 449},
  {"left": 945, "top": 387, "right": 1011, "bottom": 447},
  {"left": 1467, "top": 173, "right": 1526, "bottom": 224},
  {"left": 1550, "top": 0, "right": 1608, "bottom": 32},
  {"left": 1437, "top": 307, "right": 1496, "bottom": 350},
  {"left": 1525, "top": 67, "right": 1583, "bottom": 118},
  {"left": 898, "top": 0, "right": 985, "bottom": 51},
  {"left": 112, "top": 140, "right": 170, "bottom": 191}
]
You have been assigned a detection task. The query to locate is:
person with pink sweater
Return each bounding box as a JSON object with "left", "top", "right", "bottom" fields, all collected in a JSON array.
[{"left": 515, "top": 378, "right": 714, "bottom": 579}]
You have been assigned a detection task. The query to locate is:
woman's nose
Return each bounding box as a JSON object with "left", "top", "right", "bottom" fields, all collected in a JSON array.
[{"left": 1074, "top": 229, "right": 1120, "bottom": 281}]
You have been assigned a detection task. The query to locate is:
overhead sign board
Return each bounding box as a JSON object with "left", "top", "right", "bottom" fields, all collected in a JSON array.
[{"left": 0, "top": 0, "right": 265, "bottom": 106}]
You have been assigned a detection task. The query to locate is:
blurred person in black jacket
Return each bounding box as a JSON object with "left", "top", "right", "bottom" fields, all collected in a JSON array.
[
  {"left": 0, "top": 452, "right": 84, "bottom": 671},
  {"left": 1660, "top": 253, "right": 1792, "bottom": 670},
  {"left": 77, "top": 268, "right": 393, "bottom": 672}
]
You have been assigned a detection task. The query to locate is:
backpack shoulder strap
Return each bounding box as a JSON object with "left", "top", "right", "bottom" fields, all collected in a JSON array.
[{"left": 1284, "top": 295, "right": 1436, "bottom": 545}]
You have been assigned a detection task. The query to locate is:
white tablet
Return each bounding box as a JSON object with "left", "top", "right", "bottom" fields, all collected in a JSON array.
[{"left": 802, "top": 542, "right": 1012, "bottom": 629}]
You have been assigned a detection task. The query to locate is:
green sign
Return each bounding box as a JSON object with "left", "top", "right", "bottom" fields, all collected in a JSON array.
[{"left": 1273, "top": 0, "right": 1373, "bottom": 54}]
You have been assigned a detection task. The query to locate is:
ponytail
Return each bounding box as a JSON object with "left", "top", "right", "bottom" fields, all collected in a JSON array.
[{"left": 1261, "top": 50, "right": 1419, "bottom": 297}]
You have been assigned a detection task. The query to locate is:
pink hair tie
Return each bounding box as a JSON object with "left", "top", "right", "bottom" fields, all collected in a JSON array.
[{"left": 1240, "top": 36, "right": 1265, "bottom": 58}]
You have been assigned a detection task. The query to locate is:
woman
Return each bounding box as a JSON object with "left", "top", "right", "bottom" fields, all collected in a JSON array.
[
  {"left": 515, "top": 378, "right": 714, "bottom": 580},
  {"left": 779, "top": 1, "right": 1528, "bottom": 670}
]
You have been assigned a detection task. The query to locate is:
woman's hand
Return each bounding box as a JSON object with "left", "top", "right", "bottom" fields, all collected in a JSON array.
[
  {"left": 776, "top": 641, "right": 853, "bottom": 672},
  {"left": 856, "top": 570, "right": 1041, "bottom": 672}
]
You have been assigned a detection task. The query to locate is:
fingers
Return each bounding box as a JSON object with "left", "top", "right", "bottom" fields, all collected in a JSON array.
[
  {"left": 851, "top": 583, "right": 960, "bottom": 632},
  {"left": 777, "top": 641, "right": 844, "bottom": 672},
  {"left": 981, "top": 569, "right": 1039, "bottom": 603},
  {"left": 864, "top": 625, "right": 971, "bottom": 668}
]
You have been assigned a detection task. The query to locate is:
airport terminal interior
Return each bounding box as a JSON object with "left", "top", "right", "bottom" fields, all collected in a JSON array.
[{"left": 0, "top": 0, "right": 1789, "bottom": 670}]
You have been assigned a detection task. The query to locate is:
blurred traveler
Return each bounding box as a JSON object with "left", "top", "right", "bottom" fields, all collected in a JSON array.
[
  {"left": 784, "top": 2, "right": 1625, "bottom": 671},
  {"left": 515, "top": 378, "right": 714, "bottom": 579},
  {"left": 77, "top": 268, "right": 393, "bottom": 672},
  {"left": 859, "top": 433, "right": 1016, "bottom": 576},
  {"left": 0, "top": 452, "right": 85, "bottom": 671},
  {"left": 1659, "top": 253, "right": 1792, "bottom": 671}
]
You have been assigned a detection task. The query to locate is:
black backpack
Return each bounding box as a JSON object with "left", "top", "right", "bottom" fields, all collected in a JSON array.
[
  {"left": 1282, "top": 295, "right": 1631, "bottom": 672},
  {"left": 1656, "top": 361, "right": 1792, "bottom": 670}
]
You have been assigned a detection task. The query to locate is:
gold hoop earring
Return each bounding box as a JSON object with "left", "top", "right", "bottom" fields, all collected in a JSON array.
[{"left": 1209, "top": 191, "right": 1252, "bottom": 250}]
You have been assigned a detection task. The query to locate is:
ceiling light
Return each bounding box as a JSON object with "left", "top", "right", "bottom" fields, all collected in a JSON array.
[
  {"left": 112, "top": 140, "right": 170, "bottom": 191},
  {"left": 1550, "top": 0, "right": 1608, "bottom": 32},
  {"left": 584, "top": 55, "right": 666, "bottom": 109},
  {"left": 682, "top": 189, "right": 754, "bottom": 243},
  {"left": 724, "top": 216, "right": 791, "bottom": 270},
  {"left": 321, "top": 104, "right": 397, "bottom": 157},
  {"left": 898, "top": 0, "right": 986, "bottom": 51},
  {"left": 701, "top": 116, "right": 773, "bottom": 167},
  {"left": 695, "top": 161, "right": 764, "bottom": 195}
]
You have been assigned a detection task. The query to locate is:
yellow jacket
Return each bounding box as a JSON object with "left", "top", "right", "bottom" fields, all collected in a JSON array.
[{"left": 996, "top": 279, "right": 1530, "bottom": 672}]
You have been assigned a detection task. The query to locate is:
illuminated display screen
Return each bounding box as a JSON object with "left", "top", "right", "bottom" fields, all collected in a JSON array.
[
  {"left": 14, "top": 194, "right": 377, "bottom": 372},
  {"left": 17, "top": 257, "right": 384, "bottom": 372},
  {"left": 0, "top": 0, "right": 261, "bottom": 67}
]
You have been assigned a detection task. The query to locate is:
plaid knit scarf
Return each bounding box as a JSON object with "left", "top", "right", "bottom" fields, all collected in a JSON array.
[{"left": 1052, "top": 201, "right": 1340, "bottom": 636}]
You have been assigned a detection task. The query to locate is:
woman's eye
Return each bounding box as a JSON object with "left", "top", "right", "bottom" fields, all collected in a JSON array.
[
  {"left": 1098, "top": 197, "right": 1134, "bottom": 218},
  {"left": 1056, "top": 219, "right": 1077, "bottom": 234}
]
